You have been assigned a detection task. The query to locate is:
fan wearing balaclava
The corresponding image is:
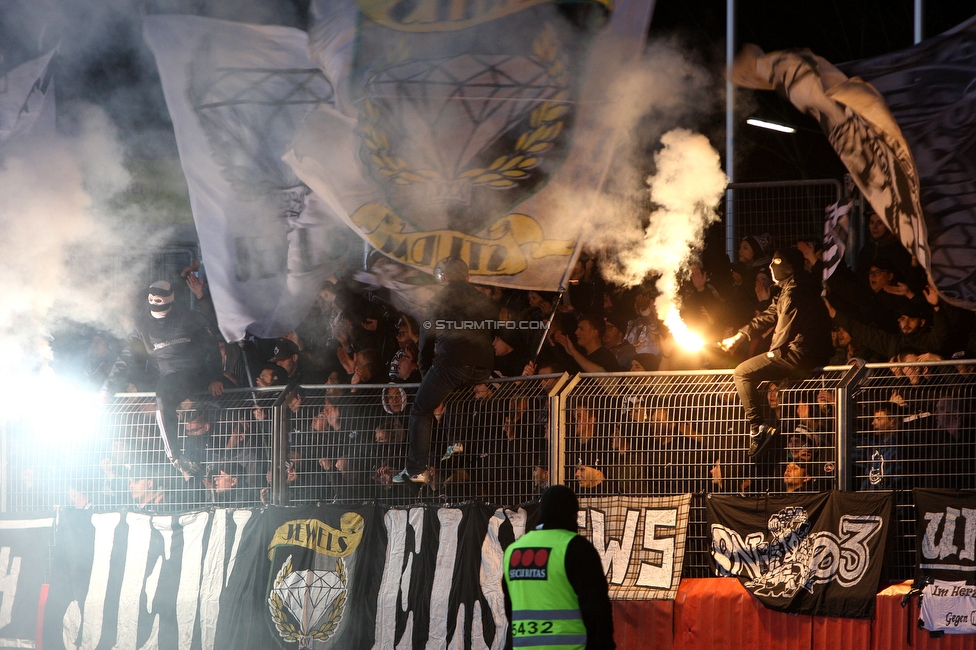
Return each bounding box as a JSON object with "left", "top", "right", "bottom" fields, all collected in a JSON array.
[
  {"left": 104, "top": 280, "right": 225, "bottom": 476},
  {"left": 719, "top": 248, "right": 833, "bottom": 458}
]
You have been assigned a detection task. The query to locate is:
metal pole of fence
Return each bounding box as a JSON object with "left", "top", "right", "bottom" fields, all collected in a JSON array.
[
  {"left": 835, "top": 360, "right": 867, "bottom": 491},
  {"left": 552, "top": 375, "right": 581, "bottom": 488},
  {"left": 269, "top": 389, "right": 293, "bottom": 506},
  {"left": 724, "top": 0, "right": 736, "bottom": 264}
]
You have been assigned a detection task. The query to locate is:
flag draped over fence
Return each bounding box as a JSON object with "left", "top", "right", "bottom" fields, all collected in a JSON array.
[
  {"left": 144, "top": 16, "right": 356, "bottom": 341},
  {"left": 43, "top": 497, "right": 690, "bottom": 649},
  {"left": 707, "top": 491, "right": 891, "bottom": 619},
  {"left": 0, "top": 50, "right": 56, "bottom": 148},
  {"left": 913, "top": 489, "right": 976, "bottom": 635},
  {"left": 0, "top": 515, "right": 53, "bottom": 648},
  {"left": 286, "top": 0, "right": 655, "bottom": 291},
  {"left": 734, "top": 15, "right": 976, "bottom": 310}
]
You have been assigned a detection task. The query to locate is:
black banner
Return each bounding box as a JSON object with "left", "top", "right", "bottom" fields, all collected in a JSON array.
[
  {"left": 913, "top": 489, "right": 976, "bottom": 634},
  {"left": 41, "top": 497, "right": 689, "bottom": 649},
  {"left": 706, "top": 491, "right": 891, "bottom": 618},
  {"left": 0, "top": 514, "right": 53, "bottom": 647}
]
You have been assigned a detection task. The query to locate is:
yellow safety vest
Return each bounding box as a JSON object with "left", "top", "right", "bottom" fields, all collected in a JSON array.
[{"left": 503, "top": 528, "right": 587, "bottom": 650}]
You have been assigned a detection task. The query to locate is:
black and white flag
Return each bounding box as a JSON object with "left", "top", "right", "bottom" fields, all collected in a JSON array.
[
  {"left": 580, "top": 495, "right": 691, "bottom": 600},
  {"left": 0, "top": 49, "right": 56, "bottom": 148},
  {"left": 0, "top": 514, "right": 53, "bottom": 648},
  {"left": 707, "top": 491, "right": 891, "bottom": 618},
  {"left": 822, "top": 198, "right": 852, "bottom": 282},
  {"left": 914, "top": 489, "right": 976, "bottom": 635},
  {"left": 43, "top": 508, "right": 255, "bottom": 650},
  {"left": 43, "top": 498, "right": 691, "bottom": 649}
]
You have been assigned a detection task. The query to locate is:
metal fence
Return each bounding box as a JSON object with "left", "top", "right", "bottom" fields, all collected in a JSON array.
[
  {"left": 725, "top": 180, "right": 845, "bottom": 260},
  {"left": 3, "top": 362, "right": 974, "bottom": 581},
  {"left": 559, "top": 367, "right": 851, "bottom": 576},
  {"left": 0, "top": 375, "right": 566, "bottom": 514},
  {"left": 847, "top": 359, "right": 976, "bottom": 579}
]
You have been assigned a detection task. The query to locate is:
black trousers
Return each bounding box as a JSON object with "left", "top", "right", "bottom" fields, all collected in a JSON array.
[{"left": 732, "top": 350, "right": 810, "bottom": 428}]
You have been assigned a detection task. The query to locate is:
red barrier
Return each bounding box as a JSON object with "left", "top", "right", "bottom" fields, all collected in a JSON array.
[{"left": 614, "top": 580, "right": 976, "bottom": 650}]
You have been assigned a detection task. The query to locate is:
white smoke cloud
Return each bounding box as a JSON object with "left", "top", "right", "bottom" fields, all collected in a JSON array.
[
  {"left": 578, "top": 39, "right": 727, "bottom": 344},
  {"left": 603, "top": 128, "right": 727, "bottom": 286},
  {"left": 607, "top": 128, "right": 727, "bottom": 345},
  {"left": 0, "top": 104, "right": 141, "bottom": 371}
]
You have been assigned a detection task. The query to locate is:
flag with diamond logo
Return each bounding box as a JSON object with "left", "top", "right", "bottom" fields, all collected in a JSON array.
[
  {"left": 144, "top": 15, "right": 357, "bottom": 341},
  {"left": 287, "top": 0, "right": 655, "bottom": 291}
]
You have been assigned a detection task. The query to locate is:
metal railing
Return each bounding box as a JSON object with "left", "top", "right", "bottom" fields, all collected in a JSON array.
[
  {"left": 560, "top": 367, "right": 851, "bottom": 576},
  {"left": 725, "top": 179, "right": 845, "bottom": 261},
  {"left": 3, "top": 361, "right": 974, "bottom": 580}
]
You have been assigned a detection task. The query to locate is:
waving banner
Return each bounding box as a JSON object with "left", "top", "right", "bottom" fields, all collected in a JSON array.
[
  {"left": 144, "top": 16, "right": 355, "bottom": 341},
  {"left": 0, "top": 49, "right": 56, "bottom": 148},
  {"left": 707, "top": 491, "right": 891, "bottom": 618},
  {"left": 841, "top": 16, "right": 976, "bottom": 309},
  {"left": 42, "top": 497, "right": 689, "bottom": 649},
  {"left": 914, "top": 489, "right": 976, "bottom": 635},
  {"left": 0, "top": 515, "right": 53, "bottom": 648},
  {"left": 286, "top": 0, "right": 655, "bottom": 291},
  {"left": 734, "top": 15, "right": 976, "bottom": 310}
]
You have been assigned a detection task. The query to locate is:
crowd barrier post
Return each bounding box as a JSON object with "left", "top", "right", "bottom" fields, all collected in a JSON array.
[
  {"left": 269, "top": 388, "right": 293, "bottom": 507},
  {"left": 552, "top": 374, "right": 581, "bottom": 488},
  {"left": 834, "top": 359, "right": 867, "bottom": 491}
]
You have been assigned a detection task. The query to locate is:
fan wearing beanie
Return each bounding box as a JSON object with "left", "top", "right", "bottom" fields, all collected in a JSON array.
[
  {"left": 502, "top": 485, "right": 615, "bottom": 649},
  {"left": 719, "top": 248, "right": 833, "bottom": 458},
  {"left": 104, "top": 280, "right": 225, "bottom": 477}
]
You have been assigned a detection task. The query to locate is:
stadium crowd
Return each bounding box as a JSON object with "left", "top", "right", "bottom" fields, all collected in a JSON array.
[{"left": 36, "top": 211, "right": 976, "bottom": 511}]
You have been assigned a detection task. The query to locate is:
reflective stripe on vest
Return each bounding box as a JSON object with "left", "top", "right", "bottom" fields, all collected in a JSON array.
[{"left": 504, "top": 528, "right": 586, "bottom": 650}]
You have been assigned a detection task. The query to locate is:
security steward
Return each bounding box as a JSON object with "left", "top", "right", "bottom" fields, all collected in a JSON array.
[{"left": 503, "top": 485, "right": 615, "bottom": 649}]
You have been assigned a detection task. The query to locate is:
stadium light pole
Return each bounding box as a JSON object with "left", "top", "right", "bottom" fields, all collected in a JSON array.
[
  {"left": 914, "top": 0, "right": 923, "bottom": 43},
  {"left": 725, "top": 0, "right": 736, "bottom": 264}
]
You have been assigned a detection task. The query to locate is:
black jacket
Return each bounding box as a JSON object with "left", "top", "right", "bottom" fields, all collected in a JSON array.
[
  {"left": 106, "top": 307, "right": 223, "bottom": 391},
  {"left": 739, "top": 276, "right": 832, "bottom": 368},
  {"left": 419, "top": 281, "right": 496, "bottom": 373}
]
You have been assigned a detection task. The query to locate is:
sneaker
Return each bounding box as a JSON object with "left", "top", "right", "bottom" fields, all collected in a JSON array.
[
  {"left": 748, "top": 424, "right": 778, "bottom": 457},
  {"left": 392, "top": 469, "right": 428, "bottom": 484},
  {"left": 171, "top": 454, "right": 203, "bottom": 477},
  {"left": 440, "top": 443, "right": 463, "bottom": 461}
]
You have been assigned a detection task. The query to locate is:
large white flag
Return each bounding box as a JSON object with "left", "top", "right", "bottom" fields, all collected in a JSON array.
[
  {"left": 285, "top": 0, "right": 656, "bottom": 291},
  {"left": 0, "top": 49, "right": 56, "bottom": 147},
  {"left": 144, "top": 16, "right": 354, "bottom": 341}
]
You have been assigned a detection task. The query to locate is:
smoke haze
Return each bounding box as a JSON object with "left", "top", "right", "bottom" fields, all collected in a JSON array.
[{"left": 582, "top": 39, "right": 727, "bottom": 335}]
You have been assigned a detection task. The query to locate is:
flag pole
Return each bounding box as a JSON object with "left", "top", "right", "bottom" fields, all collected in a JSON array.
[
  {"left": 529, "top": 0, "right": 652, "bottom": 362},
  {"left": 531, "top": 237, "right": 584, "bottom": 361}
]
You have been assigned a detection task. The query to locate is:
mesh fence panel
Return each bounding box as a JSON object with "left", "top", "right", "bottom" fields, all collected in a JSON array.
[
  {"left": 4, "top": 361, "right": 974, "bottom": 583},
  {"left": 1, "top": 387, "right": 285, "bottom": 512},
  {"left": 562, "top": 368, "right": 851, "bottom": 577},
  {"left": 727, "top": 180, "right": 843, "bottom": 250},
  {"left": 852, "top": 360, "right": 976, "bottom": 580},
  {"left": 284, "top": 375, "right": 564, "bottom": 508}
]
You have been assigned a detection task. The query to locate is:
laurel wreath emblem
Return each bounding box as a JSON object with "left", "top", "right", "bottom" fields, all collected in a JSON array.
[
  {"left": 268, "top": 556, "right": 347, "bottom": 647},
  {"left": 360, "top": 25, "right": 568, "bottom": 190}
]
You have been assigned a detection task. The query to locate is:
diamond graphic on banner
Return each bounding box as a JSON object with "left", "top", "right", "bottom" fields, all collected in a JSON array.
[
  {"left": 358, "top": 26, "right": 571, "bottom": 234},
  {"left": 269, "top": 555, "right": 347, "bottom": 647},
  {"left": 187, "top": 34, "right": 335, "bottom": 201}
]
